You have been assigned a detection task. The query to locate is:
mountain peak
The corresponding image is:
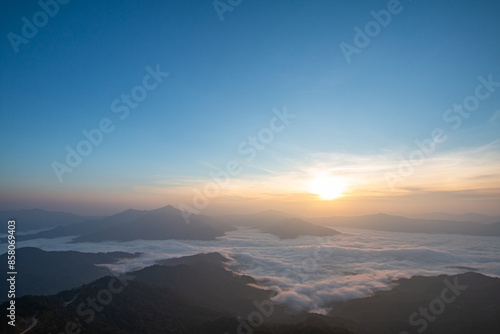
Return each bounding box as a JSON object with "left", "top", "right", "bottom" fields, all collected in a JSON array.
[{"left": 149, "top": 205, "right": 182, "bottom": 215}]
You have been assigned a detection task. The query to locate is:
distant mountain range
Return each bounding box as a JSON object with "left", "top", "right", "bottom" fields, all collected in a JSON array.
[
  {"left": 10, "top": 206, "right": 340, "bottom": 243},
  {"left": 209, "top": 210, "right": 500, "bottom": 237},
  {"left": 0, "top": 247, "right": 139, "bottom": 302},
  {"left": 402, "top": 212, "right": 500, "bottom": 224},
  {"left": 0, "top": 208, "right": 99, "bottom": 232},
  {"left": 309, "top": 213, "right": 500, "bottom": 237},
  {"left": 4, "top": 207, "right": 500, "bottom": 244},
  {"left": 259, "top": 217, "right": 340, "bottom": 239},
  {"left": 2, "top": 251, "right": 499, "bottom": 334},
  {"left": 73, "top": 205, "right": 226, "bottom": 242},
  {"left": 10, "top": 205, "right": 228, "bottom": 243}
]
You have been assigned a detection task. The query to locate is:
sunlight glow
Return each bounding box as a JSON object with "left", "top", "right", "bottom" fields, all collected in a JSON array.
[{"left": 308, "top": 176, "right": 348, "bottom": 200}]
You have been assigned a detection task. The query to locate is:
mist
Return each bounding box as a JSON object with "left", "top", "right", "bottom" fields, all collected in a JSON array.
[{"left": 18, "top": 226, "right": 500, "bottom": 314}]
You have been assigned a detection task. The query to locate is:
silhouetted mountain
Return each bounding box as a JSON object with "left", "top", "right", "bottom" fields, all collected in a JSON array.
[
  {"left": 15, "top": 205, "right": 226, "bottom": 243},
  {"left": 18, "top": 206, "right": 341, "bottom": 242},
  {"left": 157, "top": 252, "right": 229, "bottom": 267},
  {"left": 208, "top": 209, "right": 297, "bottom": 227},
  {"left": 0, "top": 208, "right": 97, "bottom": 232},
  {"left": 10, "top": 206, "right": 499, "bottom": 242},
  {"left": 310, "top": 213, "right": 500, "bottom": 237},
  {"left": 328, "top": 272, "right": 500, "bottom": 334},
  {"left": 260, "top": 217, "right": 340, "bottom": 239},
  {"left": 406, "top": 212, "right": 500, "bottom": 224},
  {"left": 73, "top": 205, "right": 225, "bottom": 242},
  {"left": 12, "top": 208, "right": 148, "bottom": 241},
  {"left": 2, "top": 252, "right": 352, "bottom": 334},
  {"left": 204, "top": 211, "right": 340, "bottom": 239},
  {"left": 136, "top": 253, "right": 273, "bottom": 316},
  {"left": 0, "top": 247, "right": 139, "bottom": 302}
]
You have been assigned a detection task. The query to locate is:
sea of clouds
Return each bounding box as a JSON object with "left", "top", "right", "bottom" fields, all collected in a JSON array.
[{"left": 17, "top": 227, "right": 500, "bottom": 314}]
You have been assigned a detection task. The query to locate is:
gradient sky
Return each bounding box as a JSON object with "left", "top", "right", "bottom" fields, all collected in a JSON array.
[{"left": 1, "top": 0, "right": 499, "bottom": 216}]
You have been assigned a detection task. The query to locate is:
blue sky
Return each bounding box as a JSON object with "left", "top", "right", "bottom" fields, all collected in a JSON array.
[{"left": 1, "top": 0, "right": 499, "bottom": 215}]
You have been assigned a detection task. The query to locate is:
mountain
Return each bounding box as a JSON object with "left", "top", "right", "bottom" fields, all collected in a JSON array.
[
  {"left": 157, "top": 252, "right": 230, "bottom": 267},
  {"left": 0, "top": 247, "right": 139, "bottom": 302},
  {"left": 328, "top": 272, "right": 500, "bottom": 334},
  {"left": 73, "top": 205, "right": 226, "bottom": 242},
  {"left": 10, "top": 206, "right": 499, "bottom": 242},
  {"left": 136, "top": 252, "right": 273, "bottom": 316},
  {"left": 310, "top": 213, "right": 500, "bottom": 237},
  {"left": 212, "top": 210, "right": 497, "bottom": 238},
  {"left": 9, "top": 208, "right": 148, "bottom": 241},
  {"left": 2, "top": 252, "right": 352, "bottom": 334},
  {"left": 259, "top": 217, "right": 340, "bottom": 239},
  {"left": 18, "top": 206, "right": 339, "bottom": 242},
  {"left": 406, "top": 212, "right": 500, "bottom": 224},
  {"left": 4, "top": 252, "right": 499, "bottom": 334},
  {"left": 0, "top": 208, "right": 97, "bottom": 232},
  {"left": 13, "top": 205, "right": 227, "bottom": 243},
  {"left": 204, "top": 210, "right": 340, "bottom": 239},
  {"left": 206, "top": 209, "right": 297, "bottom": 227}
]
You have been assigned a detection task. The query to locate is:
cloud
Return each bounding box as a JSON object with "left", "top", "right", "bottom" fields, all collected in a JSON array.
[
  {"left": 138, "top": 139, "right": 500, "bottom": 203},
  {"left": 16, "top": 226, "right": 500, "bottom": 314}
]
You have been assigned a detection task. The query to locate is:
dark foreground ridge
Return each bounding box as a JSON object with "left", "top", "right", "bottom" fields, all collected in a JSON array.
[
  {"left": 329, "top": 271, "right": 500, "bottom": 334},
  {"left": 0, "top": 247, "right": 140, "bottom": 302},
  {"left": 1, "top": 252, "right": 351, "bottom": 334},
  {"left": 2, "top": 251, "right": 500, "bottom": 334}
]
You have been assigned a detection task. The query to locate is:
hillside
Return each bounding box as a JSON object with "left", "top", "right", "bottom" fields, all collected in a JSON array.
[
  {"left": 2, "top": 252, "right": 352, "bottom": 334},
  {"left": 0, "top": 247, "right": 139, "bottom": 302},
  {"left": 3, "top": 251, "right": 499, "bottom": 334},
  {"left": 73, "top": 205, "right": 225, "bottom": 242},
  {"left": 0, "top": 209, "right": 96, "bottom": 232},
  {"left": 328, "top": 272, "right": 500, "bottom": 333}
]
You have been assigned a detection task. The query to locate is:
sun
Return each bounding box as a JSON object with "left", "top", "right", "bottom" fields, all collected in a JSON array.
[{"left": 308, "top": 176, "right": 348, "bottom": 200}]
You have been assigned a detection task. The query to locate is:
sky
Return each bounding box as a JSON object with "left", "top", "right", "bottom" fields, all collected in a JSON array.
[{"left": 1, "top": 0, "right": 499, "bottom": 216}]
